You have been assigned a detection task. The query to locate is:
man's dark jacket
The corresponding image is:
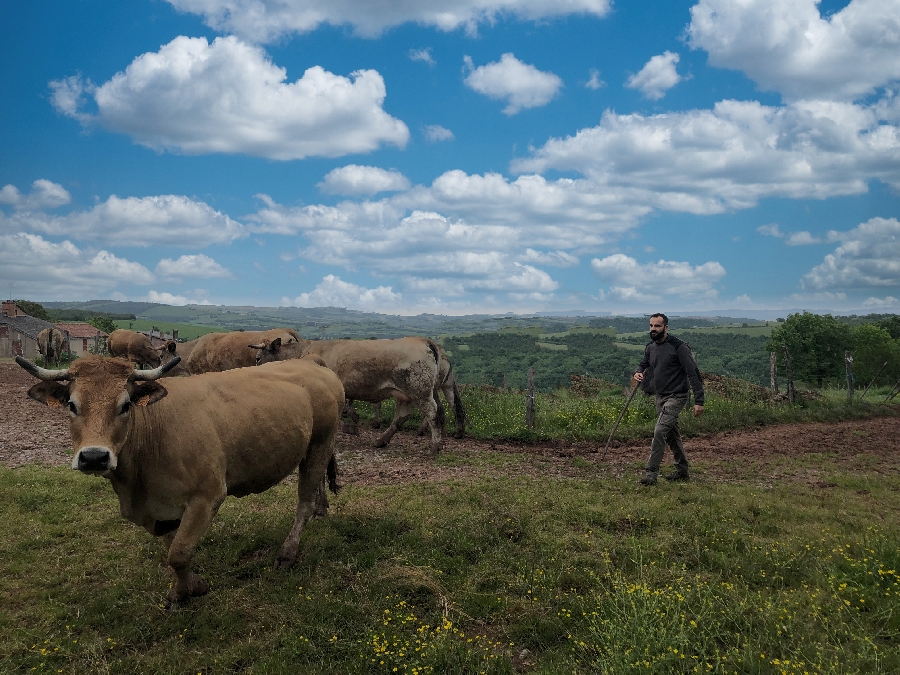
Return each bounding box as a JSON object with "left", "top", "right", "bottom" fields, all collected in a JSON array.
[{"left": 636, "top": 334, "right": 705, "bottom": 405}]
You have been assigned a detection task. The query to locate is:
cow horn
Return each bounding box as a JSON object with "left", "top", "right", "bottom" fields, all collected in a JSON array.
[
  {"left": 131, "top": 357, "right": 181, "bottom": 381},
  {"left": 15, "top": 355, "right": 70, "bottom": 380}
]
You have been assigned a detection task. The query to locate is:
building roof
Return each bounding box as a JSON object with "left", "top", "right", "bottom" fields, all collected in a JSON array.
[
  {"left": 0, "top": 315, "right": 56, "bottom": 340},
  {"left": 55, "top": 323, "right": 109, "bottom": 339}
]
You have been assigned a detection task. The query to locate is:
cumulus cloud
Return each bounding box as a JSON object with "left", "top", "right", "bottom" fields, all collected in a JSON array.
[
  {"left": 0, "top": 233, "right": 155, "bottom": 299},
  {"left": 512, "top": 99, "right": 900, "bottom": 212},
  {"left": 802, "top": 217, "right": 900, "bottom": 290},
  {"left": 50, "top": 36, "right": 409, "bottom": 160},
  {"left": 1, "top": 188, "right": 246, "bottom": 248},
  {"left": 625, "top": 51, "right": 682, "bottom": 100},
  {"left": 423, "top": 125, "right": 455, "bottom": 142},
  {"left": 688, "top": 0, "right": 900, "bottom": 102},
  {"left": 0, "top": 179, "right": 71, "bottom": 211},
  {"left": 145, "top": 290, "right": 213, "bottom": 305},
  {"left": 166, "top": 0, "right": 612, "bottom": 42},
  {"left": 155, "top": 254, "right": 234, "bottom": 279},
  {"left": 757, "top": 223, "right": 825, "bottom": 245},
  {"left": 408, "top": 48, "right": 435, "bottom": 65},
  {"left": 862, "top": 296, "right": 900, "bottom": 308},
  {"left": 591, "top": 253, "right": 726, "bottom": 301},
  {"left": 282, "top": 274, "right": 402, "bottom": 309},
  {"left": 519, "top": 248, "right": 579, "bottom": 267},
  {"left": 318, "top": 165, "right": 411, "bottom": 196},
  {"left": 585, "top": 68, "right": 605, "bottom": 90},
  {"left": 463, "top": 53, "right": 563, "bottom": 115}
]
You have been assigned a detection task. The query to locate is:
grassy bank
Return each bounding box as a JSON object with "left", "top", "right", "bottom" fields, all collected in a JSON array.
[{"left": 1, "top": 459, "right": 898, "bottom": 674}]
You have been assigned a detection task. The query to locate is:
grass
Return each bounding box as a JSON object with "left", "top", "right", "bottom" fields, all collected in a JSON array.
[
  {"left": 1, "top": 460, "right": 898, "bottom": 674},
  {"left": 112, "top": 320, "right": 226, "bottom": 340}
]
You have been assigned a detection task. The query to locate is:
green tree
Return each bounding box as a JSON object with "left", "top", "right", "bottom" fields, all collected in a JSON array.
[
  {"left": 876, "top": 315, "right": 900, "bottom": 340},
  {"left": 88, "top": 315, "right": 118, "bottom": 335},
  {"left": 766, "top": 312, "right": 852, "bottom": 387},
  {"left": 14, "top": 299, "right": 52, "bottom": 321},
  {"left": 850, "top": 323, "right": 900, "bottom": 386}
]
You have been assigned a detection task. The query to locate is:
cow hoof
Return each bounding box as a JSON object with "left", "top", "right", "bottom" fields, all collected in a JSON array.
[
  {"left": 275, "top": 552, "right": 298, "bottom": 569},
  {"left": 453, "top": 431, "right": 465, "bottom": 439},
  {"left": 429, "top": 443, "right": 442, "bottom": 456},
  {"left": 165, "top": 574, "right": 208, "bottom": 609},
  {"left": 341, "top": 422, "right": 360, "bottom": 435}
]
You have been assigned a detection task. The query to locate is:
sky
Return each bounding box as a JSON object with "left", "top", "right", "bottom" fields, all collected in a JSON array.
[{"left": 2, "top": 0, "right": 900, "bottom": 317}]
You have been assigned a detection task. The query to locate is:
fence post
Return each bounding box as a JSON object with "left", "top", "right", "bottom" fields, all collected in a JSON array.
[
  {"left": 770, "top": 352, "right": 778, "bottom": 393},
  {"left": 844, "top": 351, "right": 854, "bottom": 400},
  {"left": 858, "top": 361, "right": 887, "bottom": 401},
  {"left": 526, "top": 367, "right": 535, "bottom": 428},
  {"left": 782, "top": 346, "right": 795, "bottom": 403}
]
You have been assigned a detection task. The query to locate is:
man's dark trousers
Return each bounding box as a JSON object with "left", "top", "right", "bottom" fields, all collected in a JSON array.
[{"left": 646, "top": 392, "right": 689, "bottom": 475}]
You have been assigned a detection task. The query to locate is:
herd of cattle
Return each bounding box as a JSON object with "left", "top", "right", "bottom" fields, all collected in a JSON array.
[{"left": 19, "top": 328, "right": 465, "bottom": 607}]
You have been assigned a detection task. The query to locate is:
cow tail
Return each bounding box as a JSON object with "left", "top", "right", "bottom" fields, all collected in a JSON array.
[
  {"left": 425, "top": 339, "right": 445, "bottom": 428},
  {"left": 327, "top": 453, "right": 341, "bottom": 493}
]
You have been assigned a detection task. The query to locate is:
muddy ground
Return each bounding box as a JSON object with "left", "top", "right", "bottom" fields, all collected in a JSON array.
[{"left": 2, "top": 361, "right": 899, "bottom": 487}]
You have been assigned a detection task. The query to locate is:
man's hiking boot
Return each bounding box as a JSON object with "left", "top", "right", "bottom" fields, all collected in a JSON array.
[
  {"left": 640, "top": 471, "right": 658, "bottom": 486},
  {"left": 664, "top": 470, "right": 690, "bottom": 482}
]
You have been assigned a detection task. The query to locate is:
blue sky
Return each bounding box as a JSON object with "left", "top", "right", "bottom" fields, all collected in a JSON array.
[{"left": 2, "top": 0, "right": 899, "bottom": 316}]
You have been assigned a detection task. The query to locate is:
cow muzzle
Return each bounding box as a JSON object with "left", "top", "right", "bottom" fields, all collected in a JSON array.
[{"left": 72, "top": 446, "right": 116, "bottom": 473}]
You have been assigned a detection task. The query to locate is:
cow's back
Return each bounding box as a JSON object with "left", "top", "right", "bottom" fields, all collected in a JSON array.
[{"left": 187, "top": 328, "right": 299, "bottom": 374}]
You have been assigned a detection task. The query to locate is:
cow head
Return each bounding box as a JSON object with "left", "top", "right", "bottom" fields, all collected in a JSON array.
[
  {"left": 250, "top": 338, "right": 281, "bottom": 365},
  {"left": 16, "top": 355, "right": 181, "bottom": 475}
]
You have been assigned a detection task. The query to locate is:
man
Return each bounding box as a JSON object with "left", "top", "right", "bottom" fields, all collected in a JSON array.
[{"left": 633, "top": 313, "right": 704, "bottom": 486}]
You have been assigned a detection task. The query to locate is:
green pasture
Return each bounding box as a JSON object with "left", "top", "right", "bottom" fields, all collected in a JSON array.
[
  {"left": 2, "top": 451, "right": 898, "bottom": 675},
  {"left": 113, "top": 320, "right": 227, "bottom": 341}
]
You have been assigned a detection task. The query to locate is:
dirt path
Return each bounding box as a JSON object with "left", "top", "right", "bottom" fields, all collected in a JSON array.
[{"left": 3, "top": 362, "right": 899, "bottom": 487}]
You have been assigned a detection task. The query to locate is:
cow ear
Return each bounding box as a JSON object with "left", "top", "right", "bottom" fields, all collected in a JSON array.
[
  {"left": 27, "top": 381, "right": 70, "bottom": 408},
  {"left": 129, "top": 381, "right": 168, "bottom": 407},
  {"left": 270, "top": 337, "right": 282, "bottom": 352}
]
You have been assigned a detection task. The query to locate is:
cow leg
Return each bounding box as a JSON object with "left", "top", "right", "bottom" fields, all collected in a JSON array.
[
  {"left": 164, "top": 496, "right": 222, "bottom": 608},
  {"left": 341, "top": 399, "right": 360, "bottom": 435},
  {"left": 418, "top": 395, "right": 443, "bottom": 455},
  {"left": 375, "top": 398, "right": 412, "bottom": 448},
  {"left": 445, "top": 383, "right": 465, "bottom": 438},
  {"left": 277, "top": 433, "right": 337, "bottom": 568},
  {"left": 417, "top": 390, "right": 445, "bottom": 437},
  {"left": 371, "top": 400, "right": 382, "bottom": 429}
]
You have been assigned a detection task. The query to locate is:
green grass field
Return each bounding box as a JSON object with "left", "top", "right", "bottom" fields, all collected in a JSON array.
[{"left": 113, "top": 320, "right": 227, "bottom": 341}]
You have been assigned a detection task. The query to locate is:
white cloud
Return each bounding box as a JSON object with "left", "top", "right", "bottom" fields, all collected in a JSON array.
[
  {"left": 585, "top": 68, "right": 605, "bottom": 90},
  {"left": 50, "top": 36, "right": 409, "bottom": 160},
  {"left": 166, "top": 0, "right": 612, "bottom": 42},
  {"left": 1, "top": 189, "right": 246, "bottom": 248},
  {"left": 463, "top": 53, "right": 563, "bottom": 115},
  {"left": 155, "top": 254, "right": 234, "bottom": 279},
  {"left": 145, "top": 290, "right": 213, "bottom": 305},
  {"left": 423, "top": 125, "right": 455, "bottom": 142},
  {"left": 0, "top": 179, "right": 71, "bottom": 211},
  {"left": 512, "top": 99, "right": 900, "bottom": 211},
  {"left": 625, "top": 51, "right": 682, "bottom": 100},
  {"left": 318, "top": 165, "right": 411, "bottom": 196},
  {"left": 282, "top": 274, "right": 402, "bottom": 310},
  {"left": 785, "top": 231, "right": 822, "bottom": 246},
  {"left": 862, "top": 296, "right": 900, "bottom": 308},
  {"left": 0, "top": 233, "right": 155, "bottom": 299},
  {"left": 802, "top": 217, "right": 900, "bottom": 290},
  {"left": 757, "top": 223, "right": 784, "bottom": 238},
  {"left": 408, "top": 48, "right": 435, "bottom": 66},
  {"left": 591, "top": 253, "right": 726, "bottom": 301},
  {"left": 519, "top": 248, "right": 579, "bottom": 267},
  {"left": 688, "top": 0, "right": 900, "bottom": 102}
]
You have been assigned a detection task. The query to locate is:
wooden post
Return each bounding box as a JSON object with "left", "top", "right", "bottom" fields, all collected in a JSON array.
[
  {"left": 502, "top": 373, "right": 508, "bottom": 390},
  {"left": 883, "top": 377, "right": 900, "bottom": 403},
  {"left": 782, "top": 346, "right": 795, "bottom": 403},
  {"left": 525, "top": 367, "right": 535, "bottom": 428},
  {"left": 844, "top": 351, "right": 854, "bottom": 400},
  {"left": 858, "top": 361, "right": 888, "bottom": 401},
  {"left": 770, "top": 352, "right": 778, "bottom": 393}
]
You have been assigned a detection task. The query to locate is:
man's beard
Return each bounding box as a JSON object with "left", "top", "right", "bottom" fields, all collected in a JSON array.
[{"left": 650, "top": 329, "right": 663, "bottom": 341}]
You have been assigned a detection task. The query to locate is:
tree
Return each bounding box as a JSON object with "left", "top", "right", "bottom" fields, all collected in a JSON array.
[
  {"left": 876, "top": 315, "right": 900, "bottom": 340},
  {"left": 766, "top": 312, "right": 852, "bottom": 387},
  {"left": 14, "top": 299, "right": 52, "bottom": 321},
  {"left": 850, "top": 324, "right": 900, "bottom": 386},
  {"left": 88, "top": 315, "right": 118, "bottom": 335}
]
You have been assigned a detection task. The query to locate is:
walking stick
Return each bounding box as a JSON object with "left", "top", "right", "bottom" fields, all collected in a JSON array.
[{"left": 600, "top": 382, "right": 640, "bottom": 462}]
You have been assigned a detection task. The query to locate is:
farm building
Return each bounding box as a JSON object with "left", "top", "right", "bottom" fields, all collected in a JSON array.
[{"left": 0, "top": 300, "right": 109, "bottom": 359}]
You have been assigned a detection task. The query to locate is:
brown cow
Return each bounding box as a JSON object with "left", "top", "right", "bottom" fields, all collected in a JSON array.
[
  {"left": 253, "top": 336, "right": 444, "bottom": 454},
  {"left": 369, "top": 341, "right": 465, "bottom": 438},
  {"left": 16, "top": 354, "right": 344, "bottom": 608},
  {"left": 37, "top": 327, "right": 66, "bottom": 367},
  {"left": 186, "top": 329, "right": 301, "bottom": 374},
  {"left": 157, "top": 337, "right": 201, "bottom": 377},
  {"left": 107, "top": 329, "right": 162, "bottom": 368}
]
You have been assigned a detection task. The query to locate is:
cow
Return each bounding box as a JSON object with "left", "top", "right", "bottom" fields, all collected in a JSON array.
[
  {"left": 157, "top": 337, "right": 201, "bottom": 377},
  {"left": 37, "top": 327, "right": 66, "bottom": 367},
  {"left": 253, "top": 336, "right": 445, "bottom": 454},
  {"left": 368, "top": 341, "right": 465, "bottom": 439},
  {"left": 186, "top": 329, "right": 301, "bottom": 374},
  {"left": 107, "top": 329, "right": 162, "bottom": 368},
  {"left": 15, "top": 353, "right": 344, "bottom": 608}
]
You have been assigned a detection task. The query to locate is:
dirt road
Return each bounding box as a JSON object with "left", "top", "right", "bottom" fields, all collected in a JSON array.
[{"left": 3, "top": 362, "right": 898, "bottom": 487}]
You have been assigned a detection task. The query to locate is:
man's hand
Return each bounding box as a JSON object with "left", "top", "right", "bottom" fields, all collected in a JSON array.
[
  {"left": 693, "top": 405, "right": 703, "bottom": 417},
  {"left": 633, "top": 372, "right": 643, "bottom": 382}
]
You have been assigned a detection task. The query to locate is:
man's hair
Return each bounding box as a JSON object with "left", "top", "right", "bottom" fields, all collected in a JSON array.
[{"left": 650, "top": 312, "right": 668, "bottom": 326}]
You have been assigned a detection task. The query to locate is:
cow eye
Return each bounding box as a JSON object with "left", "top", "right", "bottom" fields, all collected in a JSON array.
[{"left": 67, "top": 401, "right": 78, "bottom": 415}]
